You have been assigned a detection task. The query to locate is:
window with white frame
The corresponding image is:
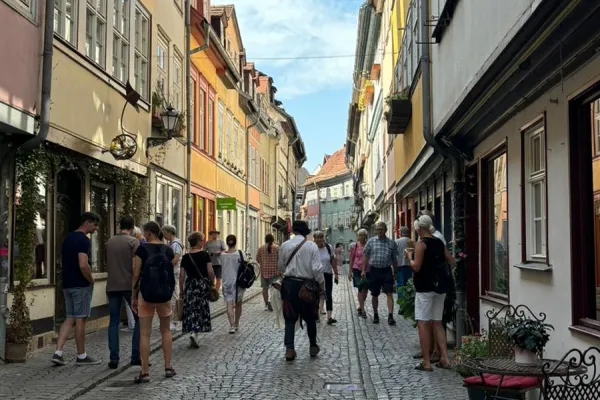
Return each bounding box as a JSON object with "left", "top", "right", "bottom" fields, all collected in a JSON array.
[
  {"left": 173, "top": 51, "right": 183, "bottom": 112},
  {"left": 54, "top": 0, "right": 78, "bottom": 45},
  {"left": 85, "top": 0, "right": 107, "bottom": 66},
  {"left": 226, "top": 111, "right": 233, "bottom": 162},
  {"left": 156, "top": 177, "right": 183, "bottom": 238},
  {"left": 198, "top": 88, "right": 205, "bottom": 149},
  {"left": 400, "top": 0, "right": 421, "bottom": 90},
  {"left": 112, "top": 0, "right": 130, "bottom": 83},
  {"left": 218, "top": 101, "right": 224, "bottom": 158},
  {"left": 156, "top": 34, "right": 169, "bottom": 96},
  {"left": 233, "top": 119, "right": 239, "bottom": 167},
  {"left": 523, "top": 121, "right": 547, "bottom": 261},
  {"left": 133, "top": 5, "right": 149, "bottom": 99},
  {"left": 4, "top": 0, "right": 37, "bottom": 20},
  {"left": 239, "top": 125, "right": 245, "bottom": 173}
]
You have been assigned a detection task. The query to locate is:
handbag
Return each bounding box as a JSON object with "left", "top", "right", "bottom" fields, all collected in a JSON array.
[
  {"left": 284, "top": 240, "right": 321, "bottom": 304},
  {"left": 188, "top": 252, "right": 220, "bottom": 303}
]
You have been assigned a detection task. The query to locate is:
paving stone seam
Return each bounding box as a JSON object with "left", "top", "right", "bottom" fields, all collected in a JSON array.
[
  {"left": 61, "top": 289, "right": 263, "bottom": 400},
  {"left": 344, "top": 277, "right": 377, "bottom": 399}
]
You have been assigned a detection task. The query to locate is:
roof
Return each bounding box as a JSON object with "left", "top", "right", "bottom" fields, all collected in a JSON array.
[{"left": 304, "top": 145, "right": 349, "bottom": 186}]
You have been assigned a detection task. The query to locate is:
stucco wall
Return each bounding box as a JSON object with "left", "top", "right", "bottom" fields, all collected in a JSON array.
[{"left": 473, "top": 52, "right": 600, "bottom": 359}]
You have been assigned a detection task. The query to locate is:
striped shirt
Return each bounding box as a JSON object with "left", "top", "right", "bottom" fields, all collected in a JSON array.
[
  {"left": 364, "top": 236, "right": 399, "bottom": 269},
  {"left": 256, "top": 244, "right": 280, "bottom": 279}
]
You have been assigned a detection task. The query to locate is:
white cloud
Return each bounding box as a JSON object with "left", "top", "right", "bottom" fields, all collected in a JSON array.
[{"left": 229, "top": 0, "right": 359, "bottom": 99}]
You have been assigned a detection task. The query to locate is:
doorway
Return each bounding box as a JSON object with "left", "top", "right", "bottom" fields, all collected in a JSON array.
[{"left": 54, "top": 168, "right": 83, "bottom": 329}]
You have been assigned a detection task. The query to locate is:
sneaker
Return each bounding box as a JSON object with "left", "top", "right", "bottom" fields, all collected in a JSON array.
[
  {"left": 264, "top": 304, "right": 270, "bottom": 311},
  {"left": 309, "top": 345, "right": 320, "bottom": 357},
  {"left": 327, "top": 318, "right": 338, "bottom": 325},
  {"left": 285, "top": 348, "right": 297, "bottom": 361},
  {"left": 51, "top": 353, "right": 66, "bottom": 366},
  {"left": 267, "top": 301, "right": 273, "bottom": 312},
  {"left": 388, "top": 315, "right": 396, "bottom": 326},
  {"left": 76, "top": 356, "right": 101, "bottom": 366},
  {"left": 229, "top": 326, "right": 236, "bottom": 334},
  {"left": 108, "top": 360, "right": 119, "bottom": 369},
  {"left": 373, "top": 314, "right": 380, "bottom": 324},
  {"left": 234, "top": 325, "right": 239, "bottom": 332}
]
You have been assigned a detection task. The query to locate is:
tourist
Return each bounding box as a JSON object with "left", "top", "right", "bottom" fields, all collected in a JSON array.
[
  {"left": 313, "top": 231, "right": 338, "bottom": 325},
  {"left": 161, "top": 225, "right": 184, "bottom": 331},
  {"left": 348, "top": 229, "right": 369, "bottom": 318},
  {"left": 204, "top": 230, "right": 226, "bottom": 291},
  {"left": 220, "top": 235, "right": 246, "bottom": 334},
  {"left": 255, "top": 233, "right": 280, "bottom": 311}
]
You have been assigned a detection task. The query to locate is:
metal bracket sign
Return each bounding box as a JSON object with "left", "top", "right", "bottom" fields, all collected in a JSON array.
[{"left": 216, "top": 197, "right": 237, "bottom": 211}]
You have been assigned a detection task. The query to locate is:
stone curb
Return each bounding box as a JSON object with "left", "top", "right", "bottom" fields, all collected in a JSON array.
[{"left": 62, "top": 289, "right": 263, "bottom": 400}]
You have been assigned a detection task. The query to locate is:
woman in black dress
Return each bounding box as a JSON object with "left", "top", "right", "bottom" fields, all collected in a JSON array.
[{"left": 179, "top": 231, "right": 214, "bottom": 348}]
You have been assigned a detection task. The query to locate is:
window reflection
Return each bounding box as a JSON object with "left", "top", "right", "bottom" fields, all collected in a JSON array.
[
  {"left": 90, "top": 183, "right": 112, "bottom": 273},
  {"left": 489, "top": 153, "right": 508, "bottom": 295}
]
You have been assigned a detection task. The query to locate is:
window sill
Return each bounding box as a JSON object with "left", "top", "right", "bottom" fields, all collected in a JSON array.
[
  {"left": 480, "top": 294, "right": 509, "bottom": 306},
  {"left": 513, "top": 262, "right": 552, "bottom": 272},
  {"left": 570, "top": 324, "right": 600, "bottom": 341}
]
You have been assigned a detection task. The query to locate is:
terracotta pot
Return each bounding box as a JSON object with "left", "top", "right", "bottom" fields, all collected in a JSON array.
[
  {"left": 514, "top": 347, "right": 537, "bottom": 366},
  {"left": 5, "top": 342, "right": 28, "bottom": 363}
]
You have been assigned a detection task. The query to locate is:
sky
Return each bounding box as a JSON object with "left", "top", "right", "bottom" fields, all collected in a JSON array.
[{"left": 230, "top": 0, "right": 364, "bottom": 173}]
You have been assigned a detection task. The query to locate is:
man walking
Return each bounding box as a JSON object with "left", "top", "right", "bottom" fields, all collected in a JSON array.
[
  {"left": 255, "top": 233, "right": 279, "bottom": 311},
  {"left": 278, "top": 221, "right": 324, "bottom": 361},
  {"left": 51, "top": 212, "right": 101, "bottom": 366},
  {"left": 204, "top": 230, "right": 225, "bottom": 291},
  {"left": 106, "top": 216, "right": 140, "bottom": 369},
  {"left": 161, "top": 225, "right": 184, "bottom": 331},
  {"left": 395, "top": 226, "right": 413, "bottom": 303},
  {"left": 362, "top": 221, "right": 399, "bottom": 325}
]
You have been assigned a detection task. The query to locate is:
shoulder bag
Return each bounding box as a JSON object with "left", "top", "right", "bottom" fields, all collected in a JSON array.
[{"left": 188, "top": 252, "right": 220, "bottom": 303}]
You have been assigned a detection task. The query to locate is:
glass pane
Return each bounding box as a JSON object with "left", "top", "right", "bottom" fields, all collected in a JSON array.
[
  {"left": 172, "top": 188, "right": 181, "bottom": 236},
  {"left": 90, "top": 185, "right": 111, "bottom": 273},
  {"left": 534, "top": 220, "right": 543, "bottom": 255},
  {"left": 96, "top": 20, "right": 105, "bottom": 65},
  {"left": 85, "top": 11, "right": 93, "bottom": 58},
  {"left": 533, "top": 182, "right": 542, "bottom": 219},
  {"left": 489, "top": 153, "right": 508, "bottom": 295},
  {"left": 532, "top": 135, "right": 541, "bottom": 173}
]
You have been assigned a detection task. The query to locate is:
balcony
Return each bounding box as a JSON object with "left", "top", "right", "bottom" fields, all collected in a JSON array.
[{"left": 386, "top": 97, "right": 412, "bottom": 134}]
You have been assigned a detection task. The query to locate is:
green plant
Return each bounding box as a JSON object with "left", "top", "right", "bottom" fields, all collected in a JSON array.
[
  {"left": 453, "top": 334, "right": 489, "bottom": 377},
  {"left": 505, "top": 318, "right": 554, "bottom": 354},
  {"left": 151, "top": 91, "right": 164, "bottom": 108},
  {"left": 397, "top": 278, "right": 416, "bottom": 326},
  {"left": 385, "top": 89, "right": 410, "bottom": 106},
  {"left": 113, "top": 168, "right": 151, "bottom": 224}
]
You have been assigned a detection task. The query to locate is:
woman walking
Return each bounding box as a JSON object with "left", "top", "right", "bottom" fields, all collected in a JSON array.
[
  {"left": 221, "top": 235, "right": 246, "bottom": 334},
  {"left": 180, "top": 232, "right": 214, "bottom": 348},
  {"left": 131, "top": 221, "right": 176, "bottom": 383},
  {"left": 335, "top": 243, "right": 344, "bottom": 274},
  {"left": 408, "top": 215, "right": 455, "bottom": 371},
  {"left": 313, "top": 231, "right": 339, "bottom": 325},
  {"left": 348, "top": 229, "right": 369, "bottom": 318},
  {"left": 256, "top": 234, "right": 280, "bottom": 311}
]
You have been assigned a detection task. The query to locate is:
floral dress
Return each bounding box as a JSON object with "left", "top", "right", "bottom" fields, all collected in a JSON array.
[{"left": 180, "top": 251, "right": 212, "bottom": 334}]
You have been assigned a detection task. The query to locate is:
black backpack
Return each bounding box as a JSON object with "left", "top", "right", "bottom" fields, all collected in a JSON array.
[
  {"left": 140, "top": 244, "right": 175, "bottom": 303},
  {"left": 236, "top": 250, "right": 256, "bottom": 289}
]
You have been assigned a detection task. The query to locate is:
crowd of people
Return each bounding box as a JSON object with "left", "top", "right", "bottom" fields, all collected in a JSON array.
[{"left": 48, "top": 209, "right": 455, "bottom": 380}]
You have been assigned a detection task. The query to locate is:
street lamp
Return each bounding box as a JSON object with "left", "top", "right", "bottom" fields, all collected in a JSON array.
[{"left": 161, "top": 105, "right": 179, "bottom": 138}]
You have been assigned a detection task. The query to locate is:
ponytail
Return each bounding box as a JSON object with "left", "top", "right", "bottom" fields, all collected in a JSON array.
[
  {"left": 267, "top": 242, "right": 272, "bottom": 254},
  {"left": 265, "top": 233, "right": 275, "bottom": 254}
]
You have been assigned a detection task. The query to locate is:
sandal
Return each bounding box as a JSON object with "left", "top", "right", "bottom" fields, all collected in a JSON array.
[
  {"left": 414, "top": 362, "right": 434, "bottom": 372},
  {"left": 435, "top": 361, "right": 451, "bottom": 370},
  {"left": 134, "top": 373, "right": 150, "bottom": 384},
  {"left": 430, "top": 353, "right": 441, "bottom": 363},
  {"left": 165, "top": 367, "right": 177, "bottom": 378}
]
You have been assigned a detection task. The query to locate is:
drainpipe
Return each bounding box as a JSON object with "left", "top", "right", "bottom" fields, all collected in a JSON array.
[
  {"left": 245, "top": 105, "right": 261, "bottom": 255},
  {"left": 1, "top": 0, "right": 55, "bottom": 360},
  {"left": 185, "top": 0, "right": 192, "bottom": 239},
  {"left": 420, "top": 0, "right": 466, "bottom": 345}
]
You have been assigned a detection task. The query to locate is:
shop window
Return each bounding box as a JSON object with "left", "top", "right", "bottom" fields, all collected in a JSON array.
[{"left": 90, "top": 182, "right": 114, "bottom": 273}]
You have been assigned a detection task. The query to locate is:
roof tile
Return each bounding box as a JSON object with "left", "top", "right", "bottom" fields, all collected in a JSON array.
[{"left": 304, "top": 145, "right": 349, "bottom": 186}]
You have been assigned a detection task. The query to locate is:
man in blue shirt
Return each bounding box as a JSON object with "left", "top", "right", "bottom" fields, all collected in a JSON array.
[
  {"left": 52, "top": 212, "right": 102, "bottom": 366},
  {"left": 362, "top": 221, "right": 399, "bottom": 325}
]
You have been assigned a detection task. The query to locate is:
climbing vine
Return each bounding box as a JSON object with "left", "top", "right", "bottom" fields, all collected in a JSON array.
[{"left": 114, "top": 167, "right": 151, "bottom": 224}]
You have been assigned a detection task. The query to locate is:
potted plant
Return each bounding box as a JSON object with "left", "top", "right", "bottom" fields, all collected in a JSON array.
[
  {"left": 453, "top": 333, "right": 489, "bottom": 377},
  {"left": 505, "top": 318, "right": 553, "bottom": 365}
]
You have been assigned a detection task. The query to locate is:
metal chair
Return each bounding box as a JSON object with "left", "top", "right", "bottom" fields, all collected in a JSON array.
[{"left": 541, "top": 346, "right": 600, "bottom": 400}]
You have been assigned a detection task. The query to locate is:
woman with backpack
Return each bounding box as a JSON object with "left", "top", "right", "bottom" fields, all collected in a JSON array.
[
  {"left": 180, "top": 232, "right": 214, "bottom": 348},
  {"left": 408, "top": 215, "right": 455, "bottom": 372},
  {"left": 131, "top": 221, "right": 177, "bottom": 383},
  {"left": 313, "top": 231, "right": 339, "bottom": 325},
  {"left": 221, "top": 234, "right": 246, "bottom": 334}
]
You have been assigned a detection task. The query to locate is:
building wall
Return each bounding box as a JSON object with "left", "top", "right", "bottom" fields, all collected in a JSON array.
[
  {"left": 430, "top": 0, "right": 542, "bottom": 131},
  {"left": 318, "top": 177, "right": 356, "bottom": 260},
  {"left": 473, "top": 52, "right": 600, "bottom": 359},
  {"left": 393, "top": 77, "right": 424, "bottom": 178}
]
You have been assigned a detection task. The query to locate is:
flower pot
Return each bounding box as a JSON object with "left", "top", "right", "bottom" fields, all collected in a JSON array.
[
  {"left": 514, "top": 347, "right": 537, "bottom": 366},
  {"left": 5, "top": 342, "right": 28, "bottom": 363}
]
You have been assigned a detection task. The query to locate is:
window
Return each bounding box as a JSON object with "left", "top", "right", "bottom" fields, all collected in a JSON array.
[
  {"left": 249, "top": 145, "right": 255, "bottom": 185},
  {"left": 85, "top": 0, "right": 107, "bottom": 66},
  {"left": 4, "top": 0, "right": 37, "bottom": 20},
  {"left": 593, "top": 100, "right": 600, "bottom": 156},
  {"left": 208, "top": 97, "right": 214, "bottom": 156},
  {"left": 133, "top": 6, "right": 149, "bottom": 99},
  {"left": 522, "top": 120, "right": 547, "bottom": 261},
  {"left": 112, "top": 0, "right": 130, "bottom": 83},
  {"left": 90, "top": 182, "right": 114, "bottom": 273},
  {"left": 190, "top": 75, "right": 197, "bottom": 145},
  {"left": 199, "top": 88, "right": 206, "bottom": 150},
  {"left": 482, "top": 148, "right": 508, "bottom": 297},
  {"left": 239, "top": 125, "right": 245, "bottom": 173},
  {"left": 173, "top": 52, "right": 183, "bottom": 112},
  {"left": 54, "top": 0, "right": 77, "bottom": 45},
  {"left": 233, "top": 119, "right": 239, "bottom": 167},
  {"left": 218, "top": 101, "right": 224, "bottom": 158},
  {"left": 156, "top": 178, "right": 183, "bottom": 237},
  {"left": 207, "top": 199, "right": 215, "bottom": 232},
  {"left": 333, "top": 213, "right": 338, "bottom": 227},
  {"left": 226, "top": 111, "right": 233, "bottom": 162},
  {"left": 254, "top": 145, "right": 259, "bottom": 185},
  {"left": 157, "top": 35, "right": 169, "bottom": 96}
]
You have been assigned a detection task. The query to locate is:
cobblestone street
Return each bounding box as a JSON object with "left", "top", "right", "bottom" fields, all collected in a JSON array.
[{"left": 0, "top": 279, "right": 468, "bottom": 400}]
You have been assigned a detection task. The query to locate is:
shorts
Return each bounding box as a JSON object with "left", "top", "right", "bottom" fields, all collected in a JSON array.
[
  {"left": 213, "top": 265, "right": 223, "bottom": 279},
  {"left": 137, "top": 294, "right": 172, "bottom": 318},
  {"left": 64, "top": 286, "right": 93, "bottom": 319},
  {"left": 352, "top": 269, "right": 370, "bottom": 290},
  {"left": 261, "top": 276, "right": 279, "bottom": 288},
  {"left": 369, "top": 267, "right": 394, "bottom": 296},
  {"left": 415, "top": 292, "right": 446, "bottom": 321}
]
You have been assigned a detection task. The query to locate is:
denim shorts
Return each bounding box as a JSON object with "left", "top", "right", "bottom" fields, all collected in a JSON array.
[{"left": 64, "top": 286, "right": 93, "bottom": 319}]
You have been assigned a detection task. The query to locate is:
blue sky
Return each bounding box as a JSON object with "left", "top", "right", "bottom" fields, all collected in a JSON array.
[{"left": 231, "top": 0, "right": 363, "bottom": 172}]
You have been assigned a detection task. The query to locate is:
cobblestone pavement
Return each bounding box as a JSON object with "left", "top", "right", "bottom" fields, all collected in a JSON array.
[
  {"left": 0, "top": 285, "right": 262, "bottom": 400},
  {"left": 72, "top": 277, "right": 468, "bottom": 400}
]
